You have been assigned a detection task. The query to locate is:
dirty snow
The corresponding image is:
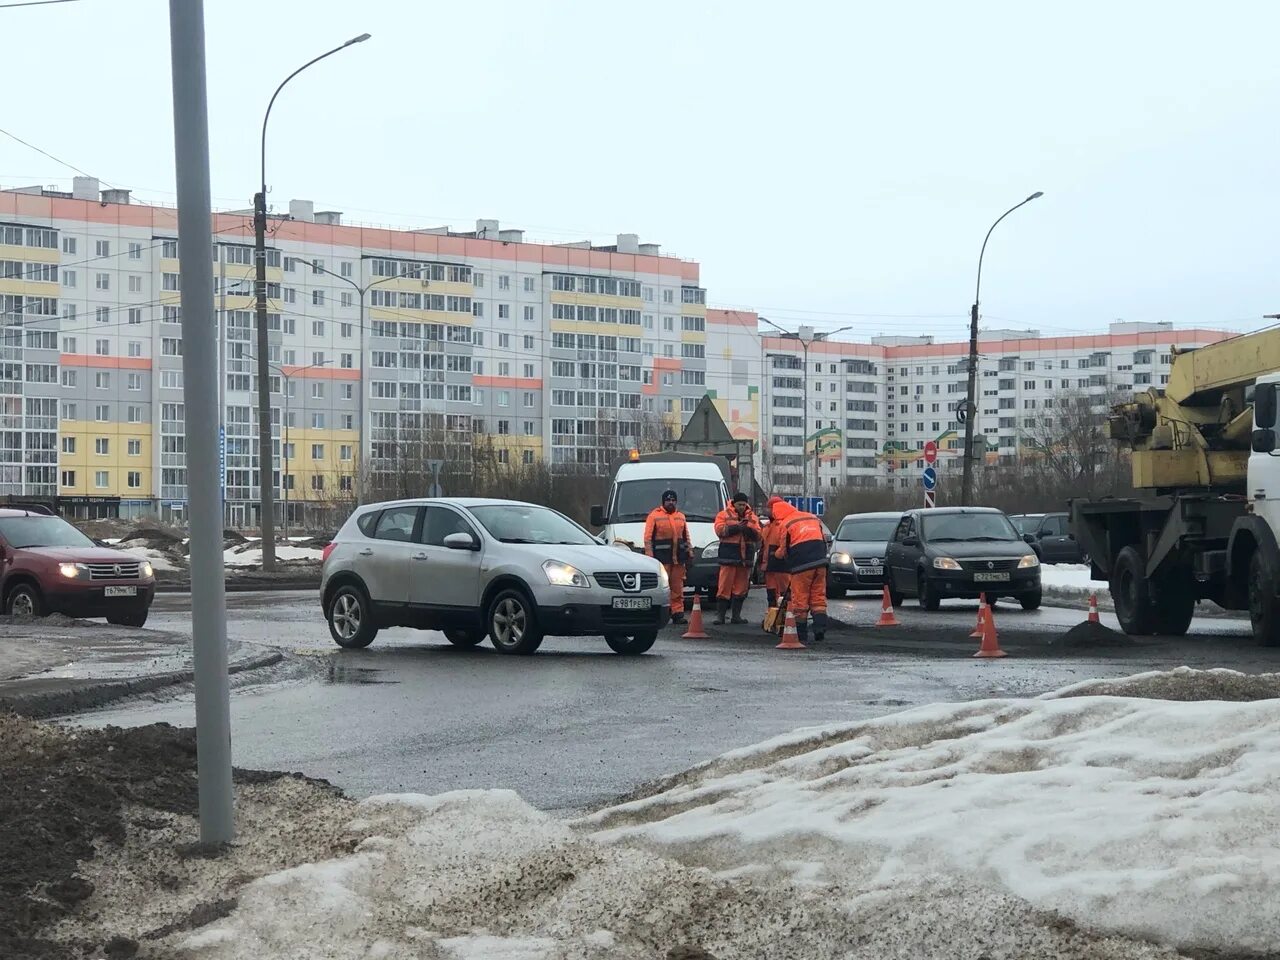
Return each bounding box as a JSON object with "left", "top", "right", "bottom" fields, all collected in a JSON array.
[
  {"left": 1039, "top": 562, "right": 1104, "bottom": 593},
  {"left": 119, "top": 545, "right": 182, "bottom": 573},
  {"left": 153, "top": 668, "right": 1280, "bottom": 959},
  {"left": 223, "top": 544, "right": 323, "bottom": 567}
]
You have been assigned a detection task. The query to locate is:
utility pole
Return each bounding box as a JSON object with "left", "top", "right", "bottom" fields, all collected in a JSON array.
[
  {"left": 960, "top": 191, "right": 1044, "bottom": 506},
  {"left": 168, "top": 0, "right": 233, "bottom": 844}
]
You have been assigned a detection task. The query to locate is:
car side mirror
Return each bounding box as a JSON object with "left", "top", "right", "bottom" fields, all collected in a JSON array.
[
  {"left": 443, "top": 532, "right": 479, "bottom": 551},
  {"left": 1036, "top": 530, "right": 1049, "bottom": 539},
  {"left": 902, "top": 536, "right": 919, "bottom": 547},
  {"left": 589, "top": 505, "right": 605, "bottom": 527},
  {"left": 1252, "top": 428, "right": 1276, "bottom": 454},
  {"left": 1024, "top": 533, "right": 1036, "bottom": 544}
]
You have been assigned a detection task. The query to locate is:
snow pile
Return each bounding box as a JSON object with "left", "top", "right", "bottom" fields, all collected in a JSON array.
[
  {"left": 223, "top": 543, "right": 323, "bottom": 567},
  {"left": 1040, "top": 562, "right": 1103, "bottom": 593},
  {"left": 172, "top": 669, "right": 1280, "bottom": 959},
  {"left": 120, "top": 545, "right": 182, "bottom": 573}
]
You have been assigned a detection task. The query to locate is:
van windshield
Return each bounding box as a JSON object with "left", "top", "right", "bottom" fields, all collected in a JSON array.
[{"left": 612, "top": 479, "right": 722, "bottom": 523}]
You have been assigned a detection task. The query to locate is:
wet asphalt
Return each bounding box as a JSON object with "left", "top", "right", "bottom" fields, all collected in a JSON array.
[{"left": 72, "top": 588, "right": 1280, "bottom": 813}]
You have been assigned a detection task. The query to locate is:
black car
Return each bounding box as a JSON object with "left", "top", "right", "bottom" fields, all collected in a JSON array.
[
  {"left": 1009, "top": 512, "right": 1088, "bottom": 564},
  {"left": 884, "top": 507, "right": 1042, "bottom": 611}
]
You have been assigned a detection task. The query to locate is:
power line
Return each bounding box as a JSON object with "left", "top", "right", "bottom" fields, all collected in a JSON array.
[{"left": 0, "top": 0, "right": 80, "bottom": 7}]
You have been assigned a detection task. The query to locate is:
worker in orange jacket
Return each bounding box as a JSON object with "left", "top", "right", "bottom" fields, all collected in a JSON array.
[
  {"left": 759, "top": 497, "right": 792, "bottom": 610},
  {"left": 768, "top": 497, "right": 829, "bottom": 643},
  {"left": 713, "top": 492, "right": 761, "bottom": 624},
  {"left": 643, "top": 488, "right": 692, "bottom": 624}
]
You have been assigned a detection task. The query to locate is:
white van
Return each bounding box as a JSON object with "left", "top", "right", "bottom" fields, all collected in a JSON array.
[{"left": 591, "top": 453, "right": 729, "bottom": 594}]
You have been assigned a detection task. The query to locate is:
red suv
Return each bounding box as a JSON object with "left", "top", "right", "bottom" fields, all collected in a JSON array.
[{"left": 0, "top": 508, "right": 157, "bottom": 627}]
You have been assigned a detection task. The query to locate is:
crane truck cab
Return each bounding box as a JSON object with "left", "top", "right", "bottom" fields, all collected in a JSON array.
[{"left": 590, "top": 453, "right": 729, "bottom": 595}]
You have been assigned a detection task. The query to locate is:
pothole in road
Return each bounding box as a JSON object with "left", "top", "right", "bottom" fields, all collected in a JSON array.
[{"left": 324, "top": 663, "right": 397, "bottom": 685}]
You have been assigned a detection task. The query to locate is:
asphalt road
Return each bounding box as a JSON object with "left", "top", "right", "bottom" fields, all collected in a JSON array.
[{"left": 73, "top": 588, "right": 1280, "bottom": 813}]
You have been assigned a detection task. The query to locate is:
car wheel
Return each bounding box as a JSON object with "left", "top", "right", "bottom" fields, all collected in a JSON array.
[
  {"left": 1111, "top": 545, "right": 1156, "bottom": 635},
  {"left": 107, "top": 607, "right": 149, "bottom": 628},
  {"left": 326, "top": 584, "right": 378, "bottom": 649},
  {"left": 488, "top": 589, "right": 544, "bottom": 655},
  {"left": 444, "top": 629, "right": 484, "bottom": 648},
  {"left": 885, "top": 572, "right": 904, "bottom": 608},
  {"left": 1019, "top": 591, "right": 1042, "bottom": 611},
  {"left": 605, "top": 631, "right": 656, "bottom": 655},
  {"left": 917, "top": 572, "right": 941, "bottom": 611},
  {"left": 6, "top": 583, "right": 43, "bottom": 618}
]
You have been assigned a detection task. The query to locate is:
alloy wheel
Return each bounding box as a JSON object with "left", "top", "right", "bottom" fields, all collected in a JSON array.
[{"left": 332, "top": 593, "right": 361, "bottom": 640}]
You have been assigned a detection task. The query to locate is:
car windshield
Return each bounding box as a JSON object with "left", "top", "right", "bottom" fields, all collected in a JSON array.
[
  {"left": 0, "top": 515, "right": 94, "bottom": 549},
  {"left": 1009, "top": 515, "right": 1041, "bottom": 534},
  {"left": 836, "top": 517, "right": 900, "bottom": 542},
  {"left": 611, "top": 479, "right": 722, "bottom": 523},
  {"left": 468, "top": 504, "right": 597, "bottom": 545},
  {"left": 922, "top": 512, "right": 1019, "bottom": 542}
]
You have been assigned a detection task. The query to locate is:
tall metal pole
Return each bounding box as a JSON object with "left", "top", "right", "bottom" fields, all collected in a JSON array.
[
  {"left": 801, "top": 338, "right": 810, "bottom": 502},
  {"left": 357, "top": 289, "right": 365, "bottom": 505},
  {"left": 959, "top": 191, "right": 1044, "bottom": 506},
  {"left": 282, "top": 376, "right": 290, "bottom": 540},
  {"left": 168, "top": 0, "right": 233, "bottom": 844}
]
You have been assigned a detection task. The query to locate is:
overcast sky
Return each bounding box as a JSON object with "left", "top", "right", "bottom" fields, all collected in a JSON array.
[{"left": 3, "top": 0, "right": 1278, "bottom": 342}]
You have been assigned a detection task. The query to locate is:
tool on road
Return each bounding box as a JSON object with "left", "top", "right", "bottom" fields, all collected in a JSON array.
[
  {"left": 775, "top": 609, "right": 806, "bottom": 650},
  {"left": 973, "top": 600, "right": 1007, "bottom": 658},
  {"left": 1087, "top": 593, "right": 1100, "bottom": 624},
  {"left": 682, "top": 594, "right": 710, "bottom": 639},
  {"left": 970, "top": 594, "right": 990, "bottom": 639},
  {"left": 764, "top": 587, "right": 790, "bottom": 635},
  {"left": 876, "top": 585, "right": 900, "bottom": 627}
]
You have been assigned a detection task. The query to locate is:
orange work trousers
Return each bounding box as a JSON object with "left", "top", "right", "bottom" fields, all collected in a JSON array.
[
  {"left": 789, "top": 567, "right": 828, "bottom": 619},
  {"left": 717, "top": 564, "right": 751, "bottom": 601},
  {"left": 665, "top": 563, "right": 686, "bottom": 614},
  {"left": 764, "top": 571, "right": 791, "bottom": 597}
]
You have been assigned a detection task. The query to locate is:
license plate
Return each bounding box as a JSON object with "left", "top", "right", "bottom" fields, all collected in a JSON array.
[
  {"left": 866, "top": 565, "right": 883, "bottom": 574},
  {"left": 611, "top": 596, "right": 651, "bottom": 610},
  {"left": 973, "top": 572, "right": 1010, "bottom": 582},
  {"left": 105, "top": 586, "right": 137, "bottom": 597}
]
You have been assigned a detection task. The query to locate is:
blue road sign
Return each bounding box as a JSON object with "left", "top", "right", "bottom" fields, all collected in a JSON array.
[
  {"left": 783, "top": 496, "right": 826, "bottom": 516},
  {"left": 922, "top": 466, "right": 937, "bottom": 490}
]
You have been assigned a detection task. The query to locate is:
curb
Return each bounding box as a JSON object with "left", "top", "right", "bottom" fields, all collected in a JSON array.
[
  {"left": 0, "top": 651, "right": 285, "bottom": 720},
  {"left": 157, "top": 579, "right": 320, "bottom": 594}
]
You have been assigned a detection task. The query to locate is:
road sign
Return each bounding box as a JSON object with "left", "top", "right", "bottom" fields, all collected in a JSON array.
[
  {"left": 922, "top": 466, "right": 937, "bottom": 490},
  {"left": 923, "top": 440, "right": 938, "bottom": 465},
  {"left": 784, "top": 496, "right": 825, "bottom": 516},
  {"left": 924, "top": 489, "right": 936, "bottom": 508}
]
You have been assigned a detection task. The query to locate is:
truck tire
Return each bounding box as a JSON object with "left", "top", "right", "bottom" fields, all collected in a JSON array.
[
  {"left": 1111, "top": 545, "right": 1157, "bottom": 635},
  {"left": 1248, "top": 551, "right": 1280, "bottom": 647},
  {"left": 1151, "top": 571, "right": 1195, "bottom": 637}
]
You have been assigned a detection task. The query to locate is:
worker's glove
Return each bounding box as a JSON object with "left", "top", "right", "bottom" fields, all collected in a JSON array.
[{"left": 722, "top": 523, "right": 742, "bottom": 535}]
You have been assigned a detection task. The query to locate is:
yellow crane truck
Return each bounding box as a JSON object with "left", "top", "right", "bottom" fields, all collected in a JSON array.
[{"left": 1071, "top": 327, "right": 1280, "bottom": 643}]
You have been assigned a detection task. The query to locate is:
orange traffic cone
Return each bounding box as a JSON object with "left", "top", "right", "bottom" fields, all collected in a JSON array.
[
  {"left": 876, "top": 585, "right": 900, "bottom": 627},
  {"left": 682, "top": 594, "right": 709, "bottom": 639},
  {"left": 1087, "top": 593, "right": 1100, "bottom": 624},
  {"left": 970, "top": 593, "right": 989, "bottom": 639},
  {"left": 775, "top": 610, "right": 806, "bottom": 649},
  {"left": 973, "top": 600, "right": 1007, "bottom": 658}
]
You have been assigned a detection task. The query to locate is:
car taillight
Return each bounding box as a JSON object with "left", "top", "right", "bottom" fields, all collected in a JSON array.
[{"left": 321, "top": 543, "right": 336, "bottom": 564}]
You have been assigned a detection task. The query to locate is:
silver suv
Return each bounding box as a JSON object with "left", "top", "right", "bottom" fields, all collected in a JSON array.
[{"left": 320, "top": 497, "right": 670, "bottom": 655}]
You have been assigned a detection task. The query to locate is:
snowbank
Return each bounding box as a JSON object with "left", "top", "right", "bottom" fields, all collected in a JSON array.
[
  {"left": 1039, "top": 562, "right": 1103, "bottom": 593},
  {"left": 169, "top": 669, "right": 1280, "bottom": 959},
  {"left": 223, "top": 544, "right": 323, "bottom": 567},
  {"left": 120, "top": 545, "right": 181, "bottom": 574}
]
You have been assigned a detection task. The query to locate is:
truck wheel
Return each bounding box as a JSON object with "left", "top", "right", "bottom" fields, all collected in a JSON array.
[
  {"left": 1151, "top": 569, "right": 1195, "bottom": 637},
  {"left": 1248, "top": 552, "right": 1280, "bottom": 647},
  {"left": 1111, "top": 545, "right": 1157, "bottom": 635}
]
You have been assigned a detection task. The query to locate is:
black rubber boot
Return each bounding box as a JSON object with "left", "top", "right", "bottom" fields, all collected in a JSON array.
[
  {"left": 811, "top": 610, "right": 828, "bottom": 643},
  {"left": 670, "top": 612, "right": 687, "bottom": 626},
  {"left": 713, "top": 598, "right": 729, "bottom": 625},
  {"left": 766, "top": 589, "right": 777, "bottom": 609},
  {"left": 795, "top": 619, "right": 809, "bottom": 645},
  {"left": 730, "top": 596, "right": 748, "bottom": 624}
]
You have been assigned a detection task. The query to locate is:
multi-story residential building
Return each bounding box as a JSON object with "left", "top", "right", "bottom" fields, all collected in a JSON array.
[
  {"left": 703, "top": 309, "right": 1231, "bottom": 496},
  {"left": 0, "top": 180, "right": 707, "bottom": 523}
]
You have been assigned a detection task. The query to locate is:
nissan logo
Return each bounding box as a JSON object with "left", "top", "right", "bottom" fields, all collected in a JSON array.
[{"left": 622, "top": 573, "right": 637, "bottom": 590}]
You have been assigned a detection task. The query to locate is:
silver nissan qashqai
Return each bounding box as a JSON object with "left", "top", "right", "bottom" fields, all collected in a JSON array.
[{"left": 320, "top": 498, "right": 670, "bottom": 655}]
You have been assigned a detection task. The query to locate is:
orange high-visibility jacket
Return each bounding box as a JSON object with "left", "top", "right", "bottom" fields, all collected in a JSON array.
[
  {"left": 769, "top": 500, "right": 828, "bottom": 573},
  {"left": 713, "top": 505, "right": 761, "bottom": 566},
  {"left": 643, "top": 506, "right": 691, "bottom": 566}
]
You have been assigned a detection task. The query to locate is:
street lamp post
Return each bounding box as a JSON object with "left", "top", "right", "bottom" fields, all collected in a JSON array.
[
  {"left": 254, "top": 33, "right": 370, "bottom": 570},
  {"left": 308, "top": 259, "right": 405, "bottom": 506},
  {"left": 761, "top": 319, "right": 852, "bottom": 500},
  {"left": 960, "top": 191, "right": 1044, "bottom": 506}
]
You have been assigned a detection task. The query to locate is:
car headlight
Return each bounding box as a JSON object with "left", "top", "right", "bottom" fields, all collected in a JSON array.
[
  {"left": 140, "top": 561, "right": 154, "bottom": 579},
  {"left": 543, "top": 559, "right": 589, "bottom": 588},
  {"left": 831, "top": 551, "right": 852, "bottom": 565},
  {"left": 657, "top": 565, "right": 670, "bottom": 590},
  {"left": 59, "top": 562, "right": 87, "bottom": 579},
  {"left": 702, "top": 542, "right": 720, "bottom": 559},
  {"left": 1018, "top": 553, "right": 1040, "bottom": 569},
  {"left": 932, "top": 556, "right": 962, "bottom": 570}
]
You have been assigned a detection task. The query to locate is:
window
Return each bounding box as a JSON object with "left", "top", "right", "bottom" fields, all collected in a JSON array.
[
  {"left": 95, "top": 339, "right": 110, "bottom": 356},
  {"left": 312, "top": 289, "right": 325, "bottom": 306},
  {"left": 162, "top": 338, "right": 182, "bottom": 356},
  {"left": 340, "top": 291, "right": 353, "bottom": 308},
  {"left": 499, "top": 275, "right": 510, "bottom": 290},
  {"left": 61, "top": 370, "right": 77, "bottom": 388},
  {"left": 62, "top": 269, "right": 77, "bottom": 288},
  {"left": 128, "top": 439, "right": 141, "bottom": 456},
  {"left": 522, "top": 363, "right": 535, "bottom": 378},
  {"left": 95, "top": 272, "right": 110, "bottom": 290},
  {"left": 523, "top": 276, "right": 535, "bottom": 292},
  {"left": 311, "top": 259, "right": 325, "bottom": 275},
  {"left": 663, "top": 316, "right": 674, "bottom": 331},
  {"left": 374, "top": 506, "right": 420, "bottom": 541},
  {"left": 96, "top": 240, "right": 111, "bottom": 258},
  {"left": 125, "top": 471, "right": 141, "bottom": 489},
  {"left": 311, "top": 413, "right": 325, "bottom": 429},
  {"left": 62, "top": 436, "right": 76, "bottom": 454},
  {"left": 63, "top": 403, "right": 77, "bottom": 420},
  {"left": 523, "top": 391, "right": 535, "bottom": 408},
  {"left": 94, "top": 371, "right": 110, "bottom": 389},
  {"left": 663, "top": 289, "right": 674, "bottom": 304},
  {"left": 340, "top": 261, "right": 353, "bottom": 278},
  {"left": 95, "top": 306, "right": 111, "bottom": 325},
  {"left": 311, "top": 443, "right": 325, "bottom": 460},
  {"left": 127, "top": 275, "right": 142, "bottom": 293},
  {"left": 94, "top": 471, "right": 109, "bottom": 489},
  {"left": 63, "top": 237, "right": 77, "bottom": 255},
  {"left": 522, "top": 305, "right": 536, "bottom": 323},
  {"left": 311, "top": 475, "right": 325, "bottom": 492},
  {"left": 498, "top": 333, "right": 510, "bottom": 348},
  {"left": 95, "top": 438, "right": 110, "bottom": 455},
  {"left": 311, "top": 382, "right": 325, "bottom": 400},
  {"left": 498, "top": 304, "right": 510, "bottom": 320}
]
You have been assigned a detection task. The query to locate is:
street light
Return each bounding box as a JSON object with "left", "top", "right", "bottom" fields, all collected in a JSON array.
[
  {"left": 760, "top": 318, "right": 853, "bottom": 500},
  {"left": 254, "top": 33, "right": 370, "bottom": 570},
  {"left": 308, "top": 258, "right": 409, "bottom": 505},
  {"left": 248, "top": 355, "right": 331, "bottom": 540},
  {"left": 960, "top": 191, "right": 1044, "bottom": 506}
]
